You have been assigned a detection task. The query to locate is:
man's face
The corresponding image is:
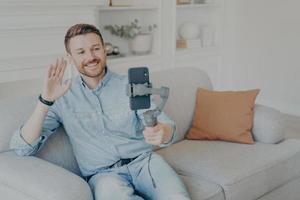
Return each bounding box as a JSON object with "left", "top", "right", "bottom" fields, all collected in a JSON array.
[{"left": 68, "top": 33, "right": 106, "bottom": 78}]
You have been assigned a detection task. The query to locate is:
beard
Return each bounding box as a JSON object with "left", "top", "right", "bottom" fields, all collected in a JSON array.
[{"left": 78, "top": 58, "right": 106, "bottom": 78}]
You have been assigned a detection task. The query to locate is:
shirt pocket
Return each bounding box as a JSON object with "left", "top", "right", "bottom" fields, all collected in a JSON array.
[
  {"left": 65, "top": 109, "right": 100, "bottom": 135},
  {"left": 104, "top": 106, "right": 134, "bottom": 130}
]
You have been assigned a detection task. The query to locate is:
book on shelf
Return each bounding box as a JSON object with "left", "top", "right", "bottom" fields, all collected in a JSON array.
[
  {"left": 177, "top": 0, "right": 192, "bottom": 5},
  {"left": 176, "top": 38, "right": 202, "bottom": 49}
]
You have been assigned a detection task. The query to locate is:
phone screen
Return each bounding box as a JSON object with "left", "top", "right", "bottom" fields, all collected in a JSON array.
[{"left": 128, "top": 67, "right": 151, "bottom": 110}]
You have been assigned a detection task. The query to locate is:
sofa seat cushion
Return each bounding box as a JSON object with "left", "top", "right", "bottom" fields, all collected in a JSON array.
[
  {"left": 179, "top": 175, "right": 225, "bottom": 200},
  {"left": 157, "top": 139, "right": 300, "bottom": 200}
]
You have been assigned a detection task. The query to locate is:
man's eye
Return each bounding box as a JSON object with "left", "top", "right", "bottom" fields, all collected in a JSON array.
[
  {"left": 78, "top": 51, "right": 84, "bottom": 54},
  {"left": 95, "top": 47, "right": 100, "bottom": 51}
]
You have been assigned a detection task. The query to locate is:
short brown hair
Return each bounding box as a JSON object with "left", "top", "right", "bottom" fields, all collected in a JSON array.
[{"left": 64, "top": 23, "right": 104, "bottom": 53}]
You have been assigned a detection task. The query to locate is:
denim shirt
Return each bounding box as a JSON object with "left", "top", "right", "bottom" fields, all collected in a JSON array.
[{"left": 10, "top": 68, "right": 176, "bottom": 177}]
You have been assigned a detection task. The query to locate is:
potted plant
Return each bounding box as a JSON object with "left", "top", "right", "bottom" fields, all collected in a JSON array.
[{"left": 104, "top": 19, "right": 157, "bottom": 55}]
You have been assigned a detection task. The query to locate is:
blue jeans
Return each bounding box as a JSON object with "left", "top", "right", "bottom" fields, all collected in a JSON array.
[{"left": 88, "top": 152, "right": 190, "bottom": 200}]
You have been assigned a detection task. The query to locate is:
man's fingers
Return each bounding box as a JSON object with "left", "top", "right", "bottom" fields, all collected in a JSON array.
[
  {"left": 145, "top": 137, "right": 160, "bottom": 146},
  {"left": 143, "top": 129, "right": 163, "bottom": 145},
  {"left": 55, "top": 58, "right": 59, "bottom": 68},
  {"left": 145, "top": 127, "right": 153, "bottom": 132},
  {"left": 48, "top": 65, "right": 54, "bottom": 78},
  {"left": 143, "top": 130, "right": 163, "bottom": 140},
  {"left": 55, "top": 58, "right": 63, "bottom": 78},
  {"left": 54, "top": 58, "right": 62, "bottom": 75},
  {"left": 143, "top": 130, "right": 155, "bottom": 138},
  {"left": 144, "top": 135, "right": 156, "bottom": 141},
  {"left": 51, "top": 64, "right": 57, "bottom": 77},
  {"left": 145, "top": 136, "right": 155, "bottom": 142},
  {"left": 145, "top": 125, "right": 160, "bottom": 133},
  {"left": 47, "top": 58, "right": 66, "bottom": 80},
  {"left": 51, "top": 59, "right": 59, "bottom": 77},
  {"left": 58, "top": 59, "right": 67, "bottom": 80}
]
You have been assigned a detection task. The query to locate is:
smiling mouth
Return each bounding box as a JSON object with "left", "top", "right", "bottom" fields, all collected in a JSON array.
[{"left": 85, "top": 61, "right": 99, "bottom": 68}]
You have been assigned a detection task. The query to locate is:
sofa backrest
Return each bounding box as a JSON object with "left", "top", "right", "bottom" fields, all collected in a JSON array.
[
  {"left": 0, "top": 67, "right": 212, "bottom": 175},
  {"left": 151, "top": 67, "right": 213, "bottom": 142}
]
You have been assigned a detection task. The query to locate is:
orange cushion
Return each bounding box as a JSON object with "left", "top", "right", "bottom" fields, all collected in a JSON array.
[{"left": 186, "top": 88, "right": 260, "bottom": 144}]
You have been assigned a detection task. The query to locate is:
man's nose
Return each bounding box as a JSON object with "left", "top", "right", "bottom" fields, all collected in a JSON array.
[{"left": 85, "top": 51, "right": 96, "bottom": 61}]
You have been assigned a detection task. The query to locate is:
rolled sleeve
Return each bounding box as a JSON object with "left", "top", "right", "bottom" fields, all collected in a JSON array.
[
  {"left": 9, "top": 126, "right": 46, "bottom": 156},
  {"left": 9, "top": 103, "right": 61, "bottom": 156}
]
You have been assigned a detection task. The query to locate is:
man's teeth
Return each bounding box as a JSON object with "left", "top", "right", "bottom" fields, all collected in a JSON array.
[{"left": 86, "top": 62, "right": 98, "bottom": 67}]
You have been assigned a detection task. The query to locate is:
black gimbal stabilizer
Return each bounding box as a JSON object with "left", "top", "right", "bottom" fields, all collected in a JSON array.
[{"left": 126, "top": 68, "right": 170, "bottom": 127}]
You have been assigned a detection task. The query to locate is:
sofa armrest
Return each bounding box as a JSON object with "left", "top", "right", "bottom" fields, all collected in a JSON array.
[
  {"left": 253, "top": 104, "right": 285, "bottom": 144},
  {"left": 0, "top": 152, "right": 93, "bottom": 200}
]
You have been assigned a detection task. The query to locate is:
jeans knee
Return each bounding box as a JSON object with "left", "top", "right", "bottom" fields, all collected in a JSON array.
[{"left": 91, "top": 174, "right": 134, "bottom": 200}]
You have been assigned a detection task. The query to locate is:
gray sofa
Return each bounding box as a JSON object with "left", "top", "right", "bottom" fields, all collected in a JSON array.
[{"left": 1, "top": 67, "right": 300, "bottom": 200}]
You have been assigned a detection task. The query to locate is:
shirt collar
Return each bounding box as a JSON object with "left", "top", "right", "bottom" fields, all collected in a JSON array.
[{"left": 78, "top": 66, "right": 112, "bottom": 90}]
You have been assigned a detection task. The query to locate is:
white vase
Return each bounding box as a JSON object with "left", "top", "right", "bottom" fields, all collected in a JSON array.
[
  {"left": 178, "top": 21, "right": 200, "bottom": 40},
  {"left": 129, "top": 33, "right": 153, "bottom": 55}
]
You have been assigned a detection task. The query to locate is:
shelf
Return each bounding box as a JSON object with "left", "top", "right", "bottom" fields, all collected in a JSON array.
[
  {"left": 176, "top": 3, "right": 218, "bottom": 9},
  {"left": 176, "top": 46, "right": 219, "bottom": 57},
  {"left": 98, "top": 5, "right": 157, "bottom": 11},
  {"left": 107, "top": 53, "right": 160, "bottom": 65}
]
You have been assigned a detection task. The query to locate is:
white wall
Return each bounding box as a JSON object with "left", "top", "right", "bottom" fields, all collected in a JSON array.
[
  {"left": 222, "top": 0, "right": 300, "bottom": 116},
  {"left": 0, "top": 0, "right": 102, "bottom": 84},
  {"left": 0, "top": 0, "right": 104, "bottom": 99}
]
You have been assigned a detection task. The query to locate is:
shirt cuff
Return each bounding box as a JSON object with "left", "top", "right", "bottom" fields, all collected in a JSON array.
[
  {"left": 159, "top": 123, "right": 176, "bottom": 148},
  {"left": 10, "top": 125, "right": 46, "bottom": 156}
]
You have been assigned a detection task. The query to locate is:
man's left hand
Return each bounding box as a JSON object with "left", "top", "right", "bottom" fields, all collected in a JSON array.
[{"left": 143, "top": 122, "right": 173, "bottom": 146}]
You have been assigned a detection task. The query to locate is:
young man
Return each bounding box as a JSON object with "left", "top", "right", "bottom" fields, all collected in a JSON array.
[{"left": 10, "top": 24, "right": 190, "bottom": 200}]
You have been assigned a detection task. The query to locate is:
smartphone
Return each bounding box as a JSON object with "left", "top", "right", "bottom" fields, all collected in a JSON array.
[{"left": 128, "top": 67, "right": 151, "bottom": 110}]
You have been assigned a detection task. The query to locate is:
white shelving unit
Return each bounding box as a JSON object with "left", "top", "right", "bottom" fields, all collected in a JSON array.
[
  {"left": 175, "top": 46, "right": 219, "bottom": 57},
  {"left": 176, "top": 3, "right": 218, "bottom": 9},
  {"left": 93, "top": 0, "right": 224, "bottom": 78},
  {"left": 95, "top": 0, "right": 223, "bottom": 71},
  {"left": 107, "top": 53, "right": 160, "bottom": 66},
  {"left": 98, "top": 5, "right": 157, "bottom": 11},
  {"left": 96, "top": 0, "right": 161, "bottom": 67},
  {"left": 175, "top": 0, "right": 222, "bottom": 59}
]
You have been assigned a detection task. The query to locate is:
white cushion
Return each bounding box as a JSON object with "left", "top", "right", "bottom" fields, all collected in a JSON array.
[{"left": 253, "top": 104, "right": 285, "bottom": 144}]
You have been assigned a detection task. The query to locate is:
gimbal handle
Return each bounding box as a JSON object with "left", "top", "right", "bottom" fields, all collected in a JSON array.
[{"left": 126, "top": 83, "right": 169, "bottom": 127}]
